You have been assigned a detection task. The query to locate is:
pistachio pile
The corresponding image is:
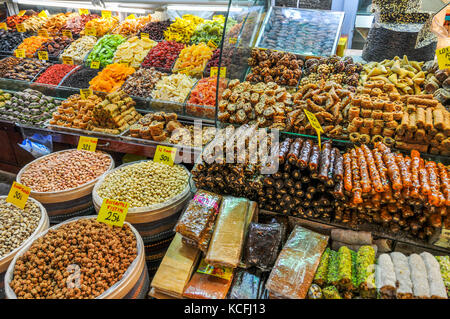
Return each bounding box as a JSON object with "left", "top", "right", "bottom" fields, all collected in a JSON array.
[
  {"left": 96, "top": 161, "right": 189, "bottom": 208},
  {"left": 10, "top": 218, "right": 137, "bottom": 299},
  {"left": 0, "top": 199, "right": 41, "bottom": 258}
]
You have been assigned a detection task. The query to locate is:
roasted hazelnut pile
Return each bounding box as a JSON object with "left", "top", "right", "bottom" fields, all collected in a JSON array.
[{"left": 10, "top": 218, "right": 137, "bottom": 299}]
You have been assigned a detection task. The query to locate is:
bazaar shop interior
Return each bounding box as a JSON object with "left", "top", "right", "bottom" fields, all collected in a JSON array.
[{"left": 0, "top": 0, "right": 449, "bottom": 300}]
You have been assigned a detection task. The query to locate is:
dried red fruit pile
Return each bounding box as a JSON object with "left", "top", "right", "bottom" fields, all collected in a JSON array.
[
  {"left": 34, "top": 64, "right": 77, "bottom": 85},
  {"left": 37, "top": 36, "right": 73, "bottom": 58},
  {"left": 141, "top": 40, "right": 184, "bottom": 71},
  {"left": 6, "top": 14, "right": 35, "bottom": 29}
]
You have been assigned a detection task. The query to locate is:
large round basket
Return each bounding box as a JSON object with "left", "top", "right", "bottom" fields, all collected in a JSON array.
[
  {"left": 4, "top": 216, "right": 148, "bottom": 299},
  {"left": 0, "top": 196, "right": 49, "bottom": 299},
  {"left": 16, "top": 150, "right": 115, "bottom": 224}
]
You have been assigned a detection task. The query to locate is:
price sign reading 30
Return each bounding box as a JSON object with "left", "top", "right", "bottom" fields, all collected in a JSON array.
[{"left": 77, "top": 136, "right": 98, "bottom": 152}]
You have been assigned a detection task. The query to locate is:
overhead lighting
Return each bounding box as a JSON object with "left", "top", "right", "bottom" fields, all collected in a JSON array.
[{"left": 166, "top": 5, "right": 243, "bottom": 12}]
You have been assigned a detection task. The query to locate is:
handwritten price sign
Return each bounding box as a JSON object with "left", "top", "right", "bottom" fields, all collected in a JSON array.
[
  {"left": 154, "top": 145, "right": 176, "bottom": 166},
  {"left": 6, "top": 182, "right": 31, "bottom": 209},
  {"left": 97, "top": 198, "right": 129, "bottom": 227},
  {"left": 77, "top": 136, "right": 98, "bottom": 152}
]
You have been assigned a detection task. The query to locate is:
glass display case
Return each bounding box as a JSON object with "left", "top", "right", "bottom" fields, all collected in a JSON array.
[{"left": 255, "top": 6, "right": 344, "bottom": 57}]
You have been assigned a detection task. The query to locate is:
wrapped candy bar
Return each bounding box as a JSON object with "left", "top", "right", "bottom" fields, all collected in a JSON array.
[
  {"left": 356, "top": 245, "right": 376, "bottom": 298},
  {"left": 435, "top": 256, "right": 450, "bottom": 298},
  {"left": 375, "top": 253, "right": 397, "bottom": 299},
  {"left": 409, "top": 253, "right": 431, "bottom": 299},
  {"left": 337, "top": 246, "right": 353, "bottom": 291},
  {"left": 205, "top": 197, "right": 250, "bottom": 268},
  {"left": 150, "top": 234, "right": 200, "bottom": 298},
  {"left": 323, "top": 286, "right": 342, "bottom": 299},
  {"left": 314, "top": 248, "right": 331, "bottom": 287},
  {"left": 228, "top": 269, "right": 263, "bottom": 299},
  {"left": 243, "top": 221, "right": 283, "bottom": 271},
  {"left": 390, "top": 252, "right": 413, "bottom": 299},
  {"left": 175, "top": 190, "right": 222, "bottom": 253},
  {"left": 420, "top": 252, "right": 447, "bottom": 299},
  {"left": 265, "top": 226, "right": 329, "bottom": 299}
]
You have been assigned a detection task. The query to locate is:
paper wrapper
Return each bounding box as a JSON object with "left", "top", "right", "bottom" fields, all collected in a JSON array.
[
  {"left": 150, "top": 233, "right": 200, "bottom": 298},
  {"left": 182, "top": 272, "right": 233, "bottom": 299},
  {"left": 205, "top": 196, "right": 249, "bottom": 268},
  {"left": 265, "top": 225, "right": 329, "bottom": 299}
]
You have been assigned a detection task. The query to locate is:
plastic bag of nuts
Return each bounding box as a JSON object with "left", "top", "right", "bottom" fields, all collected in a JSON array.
[{"left": 5, "top": 216, "right": 145, "bottom": 299}]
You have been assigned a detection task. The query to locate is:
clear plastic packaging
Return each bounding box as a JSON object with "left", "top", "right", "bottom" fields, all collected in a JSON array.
[{"left": 228, "top": 269, "right": 263, "bottom": 299}]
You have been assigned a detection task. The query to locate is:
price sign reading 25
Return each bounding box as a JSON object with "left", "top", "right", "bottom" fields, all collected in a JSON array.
[
  {"left": 97, "top": 198, "right": 129, "bottom": 227},
  {"left": 154, "top": 145, "right": 176, "bottom": 166}
]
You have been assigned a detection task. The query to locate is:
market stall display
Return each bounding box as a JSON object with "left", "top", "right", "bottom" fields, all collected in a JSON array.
[
  {"left": 59, "top": 66, "right": 99, "bottom": 89},
  {"left": 36, "top": 35, "right": 73, "bottom": 59},
  {"left": 0, "top": 30, "right": 28, "bottom": 53},
  {"left": 1, "top": 58, "right": 50, "bottom": 82},
  {"left": 141, "top": 40, "right": 184, "bottom": 72},
  {"left": 151, "top": 73, "right": 196, "bottom": 107},
  {"left": 0, "top": 57, "right": 21, "bottom": 78},
  {"left": 164, "top": 14, "right": 204, "bottom": 44},
  {"left": 60, "top": 36, "right": 97, "bottom": 65},
  {"left": 121, "top": 67, "right": 164, "bottom": 98},
  {"left": 6, "top": 11, "right": 36, "bottom": 29},
  {"left": 34, "top": 63, "right": 78, "bottom": 86},
  {"left": 173, "top": 43, "right": 214, "bottom": 77},
  {"left": 86, "top": 34, "right": 126, "bottom": 68},
  {"left": 112, "top": 14, "right": 152, "bottom": 37},
  {"left": 80, "top": 16, "right": 119, "bottom": 37},
  {"left": 22, "top": 15, "right": 48, "bottom": 33},
  {"left": 16, "top": 36, "right": 50, "bottom": 58},
  {"left": 6, "top": 217, "right": 147, "bottom": 299},
  {"left": 41, "top": 12, "right": 76, "bottom": 36},
  {"left": 112, "top": 36, "right": 157, "bottom": 68},
  {"left": 62, "top": 13, "right": 100, "bottom": 38},
  {"left": 190, "top": 15, "right": 226, "bottom": 47},
  {"left": 422, "top": 60, "right": 450, "bottom": 107},
  {"left": 186, "top": 76, "right": 227, "bottom": 119},
  {"left": 139, "top": 20, "right": 171, "bottom": 41},
  {"left": 0, "top": 88, "right": 59, "bottom": 126}
]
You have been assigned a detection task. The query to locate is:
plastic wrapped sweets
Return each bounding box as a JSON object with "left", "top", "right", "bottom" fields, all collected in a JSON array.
[
  {"left": 420, "top": 252, "right": 447, "bottom": 299},
  {"left": 205, "top": 197, "right": 251, "bottom": 268},
  {"left": 390, "top": 252, "right": 413, "bottom": 299},
  {"left": 375, "top": 253, "right": 397, "bottom": 299},
  {"left": 408, "top": 253, "right": 430, "bottom": 298},
  {"left": 175, "top": 190, "right": 222, "bottom": 253},
  {"left": 243, "top": 220, "right": 283, "bottom": 271},
  {"left": 228, "top": 269, "right": 264, "bottom": 299},
  {"left": 265, "top": 226, "right": 329, "bottom": 299},
  {"left": 150, "top": 233, "right": 200, "bottom": 298}
]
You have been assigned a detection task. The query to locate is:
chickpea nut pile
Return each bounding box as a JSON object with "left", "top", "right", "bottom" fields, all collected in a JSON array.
[
  {"left": 96, "top": 161, "right": 189, "bottom": 208},
  {"left": 10, "top": 218, "right": 137, "bottom": 299},
  {"left": 20, "top": 150, "right": 112, "bottom": 192}
]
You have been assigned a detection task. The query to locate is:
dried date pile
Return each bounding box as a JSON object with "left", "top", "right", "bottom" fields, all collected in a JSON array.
[
  {"left": 10, "top": 218, "right": 137, "bottom": 299},
  {"left": 246, "top": 48, "right": 303, "bottom": 86}
]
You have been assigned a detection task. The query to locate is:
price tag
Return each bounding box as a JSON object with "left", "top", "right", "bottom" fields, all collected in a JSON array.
[
  {"left": 126, "top": 14, "right": 136, "bottom": 20},
  {"left": 62, "top": 30, "right": 73, "bottom": 39},
  {"left": 37, "top": 29, "right": 49, "bottom": 37},
  {"left": 77, "top": 135, "right": 97, "bottom": 151},
  {"left": 436, "top": 46, "right": 450, "bottom": 70},
  {"left": 62, "top": 56, "right": 74, "bottom": 65},
  {"left": 101, "top": 10, "right": 112, "bottom": 19},
  {"left": 154, "top": 145, "right": 176, "bottom": 166},
  {"left": 15, "top": 49, "right": 26, "bottom": 58},
  {"left": 140, "top": 33, "right": 149, "bottom": 40},
  {"left": 16, "top": 23, "right": 25, "bottom": 33},
  {"left": 38, "top": 10, "right": 48, "bottom": 18},
  {"left": 97, "top": 198, "right": 129, "bottom": 227},
  {"left": 37, "top": 51, "right": 49, "bottom": 61},
  {"left": 79, "top": 88, "right": 93, "bottom": 99},
  {"left": 434, "top": 228, "right": 450, "bottom": 249},
  {"left": 196, "top": 258, "right": 233, "bottom": 280},
  {"left": 90, "top": 61, "right": 100, "bottom": 69},
  {"left": 207, "top": 39, "right": 217, "bottom": 49},
  {"left": 228, "top": 37, "right": 237, "bottom": 44},
  {"left": 85, "top": 27, "right": 96, "bottom": 36},
  {"left": 0, "top": 23, "right": 7, "bottom": 31},
  {"left": 6, "top": 182, "right": 31, "bottom": 210},
  {"left": 210, "top": 66, "right": 226, "bottom": 78},
  {"left": 304, "top": 109, "right": 324, "bottom": 150},
  {"left": 18, "top": 10, "right": 26, "bottom": 17},
  {"left": 79, "top": 8, "right": 90, "bottom": 15}
]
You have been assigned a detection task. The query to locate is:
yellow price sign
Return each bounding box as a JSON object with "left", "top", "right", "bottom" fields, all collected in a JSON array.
[
  {"left": 101, "top": 10, "right": 112, "bottom": 19},
  {"left": 77, "top": 135, "right": 97, "bottom": 151},
  {"left": 304, "top": 109, "right": 324, "bottom": 150},
  {"left": 18, "top": 10, "right": 26, "bottom": 17},
  {"left": 90, "top": 61, "right": 100, "bottom": 69},
  {"left": 85, "top": 27, "right": 96, "bottom": 36},
  {"left": 6, "top": 182, "right": 31, "bottom": 210},
  {"left": 37, "top": 29, "right": 49, "bottom": 37},
  {"left": 140, "top": 33, "right": 149, "bottom": 40},
  {"left": 210, "top": 67, "right": 226, "bottom": 78},
  {"left": 126, "top": 14, "right": 136, "bottom": 20},
  {"left": 97, "top": 198, "right": 129, "bottom": 227},
  {"left": 154, "top": 145, "right": 176, "bottom": 166},
  {"left": 79, "top": 8, "right": 90, "bottom": 15},
  {"left": 62, "top": 56, "right": 74, "bottom": 65},
  {"left": 436, "top": 46, "right": 450, "bottom": 70},
  {"left": 0, "top": 23, "right": 7, "bottom": 31},
  {"left": 79, "top": 88, "right": 93, "bottom": 100},
  {"left": 16, "top": 23, "right": 25, "bottom": 33},
  {"left": 62, "top": 30, "right": 73, "bottom": 39},
  {"left": 37, "top": 51, "right": 49, "bottom": 61},
  {"left": 15, "top": 49, "right": 26, "bottom": 58},
  {"left": 38, "top": 10, "right": 48, "bottom": 18}
]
